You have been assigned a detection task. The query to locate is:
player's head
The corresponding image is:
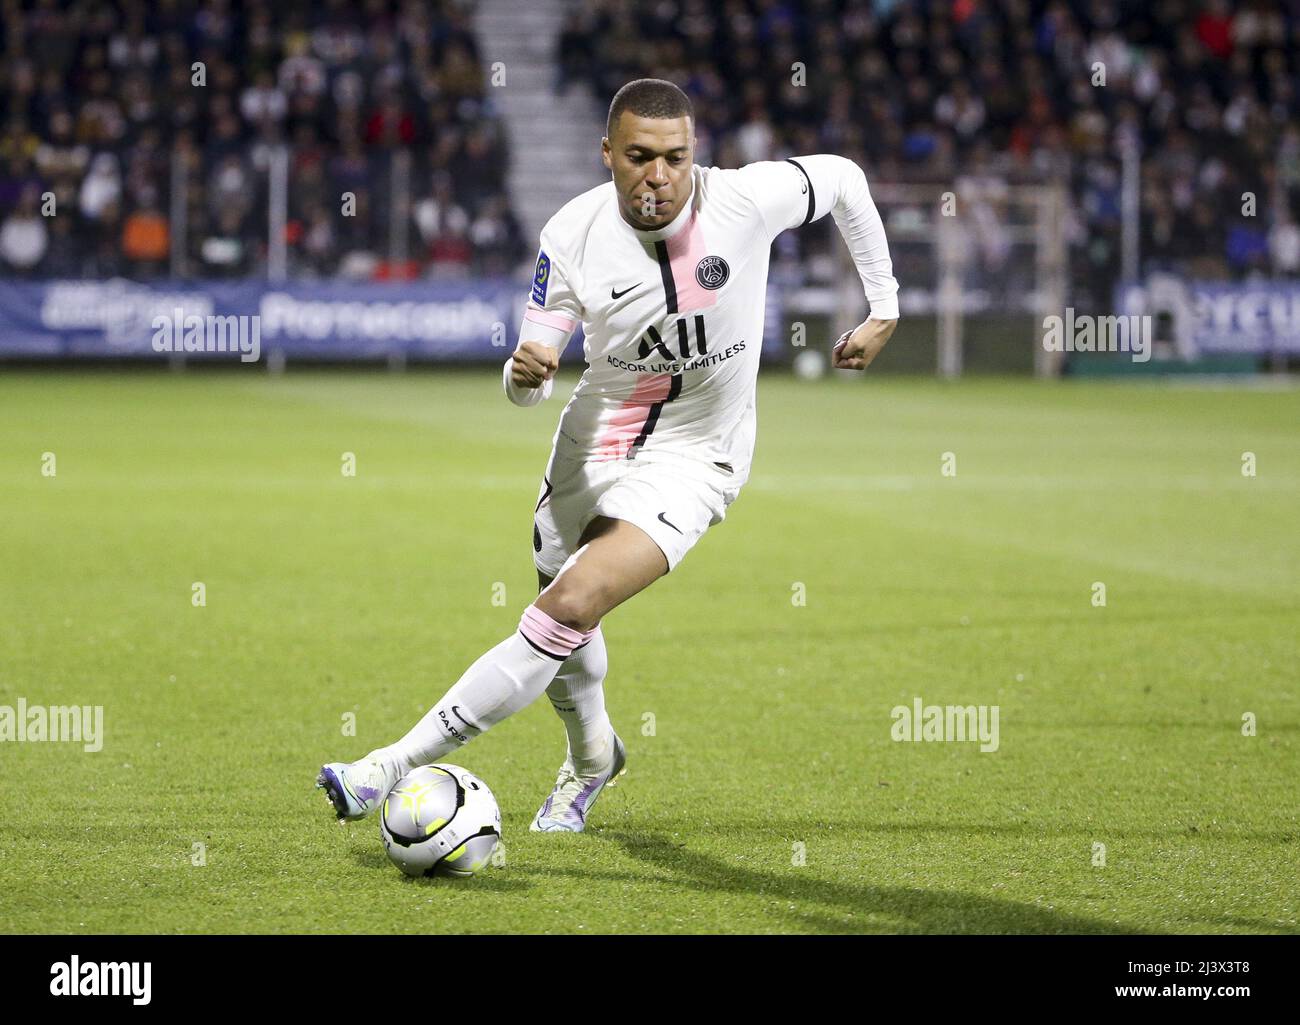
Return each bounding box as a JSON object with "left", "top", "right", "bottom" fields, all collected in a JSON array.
[{"left": 602, "top": 78, "right": 695, "bottom": 230}]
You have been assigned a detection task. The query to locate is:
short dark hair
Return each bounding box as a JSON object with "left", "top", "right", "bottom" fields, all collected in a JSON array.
[{"left": 606, "top": 79, "right": 694, "bottom": 140}]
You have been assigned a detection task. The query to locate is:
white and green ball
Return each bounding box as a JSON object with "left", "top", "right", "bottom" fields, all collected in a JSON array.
[
  {"left": 793, "top": 350, "right": 827, "bottom": 380},
  {"left": 379, "top": 764, "right": 501, "bottom": 878}
]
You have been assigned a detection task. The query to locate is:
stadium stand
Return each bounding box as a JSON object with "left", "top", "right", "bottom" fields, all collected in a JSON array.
[
  {"left": 3, "top": 0, "right": 1298, "bottom": 315},
  {"left": 559, "top": 0, "right": 1300, "bottom": 307},
  {"left": 0, "top": 0, "right": 522, "bottom": 280}
]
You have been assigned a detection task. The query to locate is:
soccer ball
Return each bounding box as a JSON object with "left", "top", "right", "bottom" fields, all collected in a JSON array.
[
  {"left": 793, "top": 350, "right": 827, "bottom": 380},
  {"left": 379, "top": 764, "right": 501, "bottom": 878}
]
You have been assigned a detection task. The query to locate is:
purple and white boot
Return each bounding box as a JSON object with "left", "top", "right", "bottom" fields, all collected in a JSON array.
[
  {"left": 316, "top": 755, "right": 401, "bottom": 823},
  {"left": 530, "top": 731, "right": 627, "bottom": 833}
]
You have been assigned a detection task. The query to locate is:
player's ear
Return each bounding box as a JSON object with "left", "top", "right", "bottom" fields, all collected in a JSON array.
[{"left": 600, "top": 138, "right": 612, "bottom": 170}]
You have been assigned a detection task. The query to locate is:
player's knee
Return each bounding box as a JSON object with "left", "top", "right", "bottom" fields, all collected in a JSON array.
[{"left": 535, "top": 582, "right": 602, "bottom": 634}]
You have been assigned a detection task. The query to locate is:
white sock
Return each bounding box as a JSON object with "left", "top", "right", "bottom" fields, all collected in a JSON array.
[
  {"left": 546, "top": 625, "right": 613, "bottom": 774},
  {"left": 372, "top": 604, "right": 592, "bottom": 772}
]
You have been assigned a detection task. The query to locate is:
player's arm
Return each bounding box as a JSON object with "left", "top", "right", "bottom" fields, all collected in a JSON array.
[
  {"left": 738, "top": 154, "right": 899, "bottom": 370},
  {"left": 503, "top": 236, "right": 582, "bottom": 407},
  {"left": 504, "top": 329, "right": 565, "bottom": 407}
]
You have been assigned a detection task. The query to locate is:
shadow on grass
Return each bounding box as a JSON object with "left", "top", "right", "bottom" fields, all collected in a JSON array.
[
  {"left": 567, "top": 829, "right": 1145, "bottom": 934},
  {"left": 704, "top": 819, "right": 1300, "bottom": 845},
  {"left": 349, "top": 845, "right": 533, "bottom": 892},
  {"left": 1181, "top": 916, "right": 1298, "bottom": 934},
  {"left": 342, "top": 824, "right": 1282, "bottom": 933}
]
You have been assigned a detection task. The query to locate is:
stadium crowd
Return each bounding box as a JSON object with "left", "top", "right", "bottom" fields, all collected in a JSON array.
[
  {"left": 560, "top": 0, "right": 1300, "bottom": 307},
  {"left": 2, "top": 0, "right": 1299, "bottom": 306},
  {"left": 0, "top": 0, "right": 522, "bottom": 280}
]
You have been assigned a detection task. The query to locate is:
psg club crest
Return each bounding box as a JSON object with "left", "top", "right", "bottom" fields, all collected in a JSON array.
[{"left": 695, "top": 255, "right": 729, "bottom": 290}]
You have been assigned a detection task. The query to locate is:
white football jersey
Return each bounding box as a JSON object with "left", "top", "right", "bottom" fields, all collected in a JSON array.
[{"left": 508, "top": 155, "right": 899, "bottom": 490}]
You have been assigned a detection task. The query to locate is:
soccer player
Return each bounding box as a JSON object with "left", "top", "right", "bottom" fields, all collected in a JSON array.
[{"left": 318, "top": 78, "right": 899, "bottom": 832}]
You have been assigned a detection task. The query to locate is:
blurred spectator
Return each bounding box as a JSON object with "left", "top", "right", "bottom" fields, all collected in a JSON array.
[
  {"left": 555, "top": 8, "right": 596, "bottom": 96},
  {"left": 295, "top": 202, "right": 338, "bottom": 277},
  {"left": 197, "top": 205, "right": 252, "bottom": 278},
  {"left": 88, "top": 198, "right": 124, "bottom": 277},
  {"left": 468, "top": 193, "right": 523, "bottom": 276},
  {"left": 1270, "top": 212, "right": 1300, "bottom": 274},
  {"left": 41, "top": 209, "right": 83, "bottom": 276},
  {"left": 240, "top": 69, "right": 287, "bottom": 126},
  {"left": 364, "top": 92, "right": 417, "bottom": 148},
  {"left": 0, "top": 152, "right": 43, "bottom": 211},
  {"left": 34, "top": 109, "right": 89, "bottom": 179},
  {"left": 120, "top": 195, "right": 169, "bottom": 276},
  {"left": 79, "top": 152, "right": 122, "bottom": 221},
  {"left": 428, "top": 224, "right": 472, "bottom": 276},
  {"left": 413, "top": 170, "right": 469, "bottom": 253},
  {"left": 0, "top": 183, "right": 48, "bottom": 273},
  {"left": 450, "top": 125, "right": 508, "bottom": 212}
]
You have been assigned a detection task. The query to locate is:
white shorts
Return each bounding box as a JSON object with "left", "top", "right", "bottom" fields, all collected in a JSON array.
[{"left": 532, "top": 449, "right": 742, "bottom": 577}]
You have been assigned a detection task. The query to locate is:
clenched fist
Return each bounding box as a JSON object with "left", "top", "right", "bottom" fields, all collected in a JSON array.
[
  {"left": 831, "top": 317, "right": 897, "bottom": 371},
  {"left": 511, "top": 341, "right": 559, "bottom": 389}
]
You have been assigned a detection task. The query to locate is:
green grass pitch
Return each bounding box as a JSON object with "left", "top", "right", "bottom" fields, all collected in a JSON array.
[{"left": 1, "top": 368, "right": 1296, "bottom": 934}]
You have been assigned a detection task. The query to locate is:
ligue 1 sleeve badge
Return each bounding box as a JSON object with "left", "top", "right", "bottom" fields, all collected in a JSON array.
[
  {"left": 531, "top": 251, "right": 551, "bottom": 305},
  {"left": 695, "top": 254, "right": 729, "bottom": 290}
]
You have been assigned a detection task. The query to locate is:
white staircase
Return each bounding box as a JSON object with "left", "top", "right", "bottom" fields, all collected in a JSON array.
[{"left": 473, "top": 0, "right": 606, "bottom": 262}]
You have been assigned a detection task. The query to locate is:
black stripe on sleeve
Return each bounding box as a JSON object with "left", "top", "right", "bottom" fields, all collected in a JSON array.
[
  {"left": 653, "top": 240, "right": 678, "bottom": 314},
  {"left": 785, "top": 157, "right": 816, "bottom": 227}
]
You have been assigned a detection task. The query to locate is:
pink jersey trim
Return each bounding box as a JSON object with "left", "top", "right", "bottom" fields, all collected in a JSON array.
[
  {"left": 593, "top": 373, "right": 673, "bottom": 461},
  {"left": 524, "top": 307, "right": 578, "bottom": 332},
  {"left": 665, "top": 212, "right": 719, "bottom": 313}
]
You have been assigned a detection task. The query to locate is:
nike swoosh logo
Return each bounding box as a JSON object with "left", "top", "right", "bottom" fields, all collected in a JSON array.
[
  {"left": 450, "top": 705, "right": 476, "bottom": 728},
  {"left": 611, "top": 283, "right": 640, "bottom": 299},
  {"left": 656, "top": 511, "right": 682, "bottom": 534}
]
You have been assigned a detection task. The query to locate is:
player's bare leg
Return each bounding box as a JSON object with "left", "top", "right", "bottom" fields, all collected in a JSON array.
[
  {"left": 319, "top": 516, "right": 661, "bottom": 824},
  {"left": 529, "top": 516, "right": 659, "bottom": 830},
  {"left": 534, "top": 515, "right": 668, "bottom": 631}
]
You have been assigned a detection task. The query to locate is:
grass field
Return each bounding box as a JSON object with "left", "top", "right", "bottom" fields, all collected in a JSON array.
[{"left": 1, "top": 368, "right": 1296, "bottom": 934}]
